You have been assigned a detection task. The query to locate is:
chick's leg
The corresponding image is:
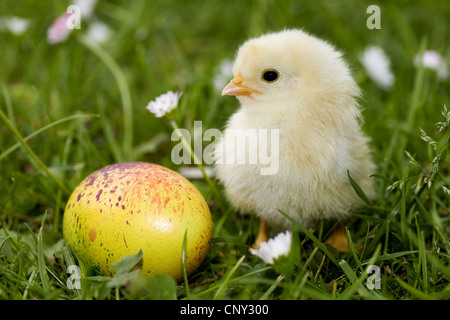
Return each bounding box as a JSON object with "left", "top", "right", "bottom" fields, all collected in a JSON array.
[
  {"left": 253, "top": 219, "right": 270, "bottom": 248},
  {"left": 325, "top": 222, "right": 349, "bottom": 253}
]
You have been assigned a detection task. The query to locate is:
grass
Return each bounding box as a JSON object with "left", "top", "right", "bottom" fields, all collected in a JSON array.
[{"left": 0, "top": 0, "right": 449, "bottom": 300}]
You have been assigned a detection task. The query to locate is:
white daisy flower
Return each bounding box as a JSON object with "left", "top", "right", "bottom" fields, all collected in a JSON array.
[
  {"left": 85, "top": 21, "right": 112, "bottom": 44},
  {"left": 0, "top": 16, "right": 30, "bottom": 35},
  {"left": 73, "top": 0, "right": 98, "bottom": 19},
  {"left": 250, "top": 231, "right": 292, "bottom": 264},
  {"left": 359, "top": 45, "right": 395, "bottom": 90},
  {"left": 414, "top": 50, "right": 448, "bottom": 80},
  {"left": 146, "top": 91, "right": 183, "bottom": 118}
]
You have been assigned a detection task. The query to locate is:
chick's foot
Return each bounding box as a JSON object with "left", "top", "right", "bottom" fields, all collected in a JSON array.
[
  {"left": 325, "top": 222, "right": 349, "bottom": 253},
  {"left": 252, "top": 219, "right": 270, "bottom": 249}
]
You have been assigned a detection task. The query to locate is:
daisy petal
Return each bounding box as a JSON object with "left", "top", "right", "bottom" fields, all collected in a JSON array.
[
  {"left": 250, "top": 231, "right": 292, "bottom": 265},
  {"left": 359, "top": 46, "right": 394, "bottom": 90},
  {"left": 146, "top": 91, "right": 183, "bottom": 118}
]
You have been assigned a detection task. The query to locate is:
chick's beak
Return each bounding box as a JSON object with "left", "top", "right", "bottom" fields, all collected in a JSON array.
[{"left": 221, "top": 72, "right": 262, "bottom": 97}]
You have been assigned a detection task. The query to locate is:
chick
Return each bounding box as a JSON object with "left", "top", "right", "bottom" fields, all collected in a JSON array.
[{"left": 214, "top": 29, "right": 376, "bottom": 250}]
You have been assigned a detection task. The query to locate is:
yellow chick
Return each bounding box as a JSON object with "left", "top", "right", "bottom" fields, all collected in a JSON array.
[{"left": 214, "top": 29, "right": 376, "bottom": 250}]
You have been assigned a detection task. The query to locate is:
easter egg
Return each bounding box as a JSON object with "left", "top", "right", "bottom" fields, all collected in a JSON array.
[{"left": 62, "top": 162, "right": 213, "bottom": 282}]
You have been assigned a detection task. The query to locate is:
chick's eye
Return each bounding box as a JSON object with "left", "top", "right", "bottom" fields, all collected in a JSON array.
[{"left": 262, "top": 70, "right": 279, "bottom": 82}]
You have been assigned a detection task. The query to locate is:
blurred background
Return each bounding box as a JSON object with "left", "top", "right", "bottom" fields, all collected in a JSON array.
[{"left": 0, "top": 0, "right": 448, "bottom": 237}]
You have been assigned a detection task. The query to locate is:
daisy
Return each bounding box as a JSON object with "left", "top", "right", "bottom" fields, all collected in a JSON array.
[
  {"left": 0, "top": 16, "right": 30, "bottom": 35},
  {"left": 359, "top": 45, "right": 394, "bottom": 90},
  {"left": 85, "top": 21, "right": 112, "bottom": 44},
  {"left": 414, "top": 50, "right": 448, "bottom": 80},
  {"left": 146, "top": 91, "right": 183, "bottom": 118},
  {"left": 73, "top": 0, "right": 98, "bottom": 19},
  {"left": 250, "top": 231, "right": 292, "bottom": 264}
]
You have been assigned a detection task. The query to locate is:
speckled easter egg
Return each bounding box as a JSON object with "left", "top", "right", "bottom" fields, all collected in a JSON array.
[{"left": 62, "top": 162, "right": 213, "bottom": 282}]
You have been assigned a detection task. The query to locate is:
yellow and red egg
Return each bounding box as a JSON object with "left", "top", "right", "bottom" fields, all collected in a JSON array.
[{"left": 63, "top": 162, "right": 213, "bottom": 282}]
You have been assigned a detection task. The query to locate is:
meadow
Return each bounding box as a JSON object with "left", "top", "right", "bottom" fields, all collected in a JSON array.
[{"left": 0, "top": 0, "right": 449, "bottom": 300}]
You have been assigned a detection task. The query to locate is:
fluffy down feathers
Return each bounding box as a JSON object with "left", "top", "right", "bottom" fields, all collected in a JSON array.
[{"left": 214, "top": 29, "right": 376, "bottom": 230}]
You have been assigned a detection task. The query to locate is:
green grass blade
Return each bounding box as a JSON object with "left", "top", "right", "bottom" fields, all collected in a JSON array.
[
  {"left": 338, "top": 244, "right": 382, "bottom": 300},
  {"left": 396, "top": 278, "right": 437, "bottom": 300},
  {"left": 0, "top": 113, "right": 98, "bottom": 162},
  {"left": 22, "top": 269, "right": 37, "bottom": 300},
  {"left": 347, "top": 170, "right": 371, "bottom": 205},
  {"left": 419, "top": 231, "right": 428, "bottom": 293},
  {"left": 79, "top": 35, "right": 133, "bottom": 161},
  {"left": 1, "top": 82, "right": 15, "bottom": 126},
  {"left": 339, "top": 260, "right": 357, "bottom": 284},
  {"left": 278, "top": 210, "right": 339, "bottom": 267},
  {"left": 181, "top": 229, "right": 190, "bottom": 298},
  {"left": 0, "top": 108, "right": 70, "bottom": 195},
  {"left": 213, "top": 255, "right": 245, "bottom": 300},
  {"left": 97, "top": 96, "right": 124, "bottom": 163},
  {"left": 37, "top": 227, "right": 50, "bottom": 294},
  {"left": 259, "top": 275, "right": 284, "bottom": 300},
  {"left": 346, "top": 227, "right": 363, "bottom": 272}
]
